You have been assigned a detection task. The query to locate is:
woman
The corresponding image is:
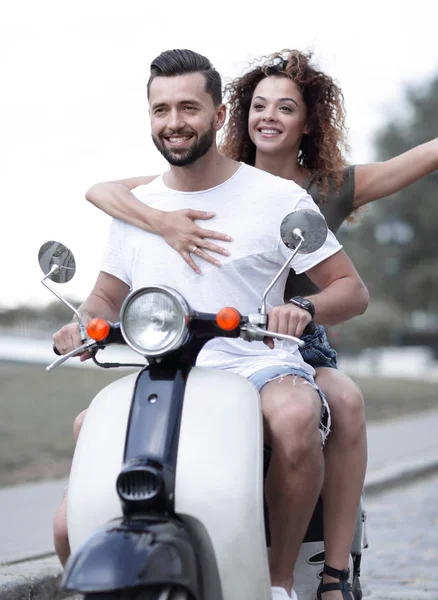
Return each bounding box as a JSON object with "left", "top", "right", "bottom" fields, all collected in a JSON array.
[{"left": 74, "top": 51, "right": 437, "bottom": 599}]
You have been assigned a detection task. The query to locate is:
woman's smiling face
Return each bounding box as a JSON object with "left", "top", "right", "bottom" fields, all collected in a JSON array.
[{"left": 248, "top": 75, "right": 308, "bottom": 157}]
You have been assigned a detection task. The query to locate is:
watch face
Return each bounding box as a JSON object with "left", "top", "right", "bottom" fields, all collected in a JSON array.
[{"left": 290, "top": 297, "right": 315, "bottom": 317}]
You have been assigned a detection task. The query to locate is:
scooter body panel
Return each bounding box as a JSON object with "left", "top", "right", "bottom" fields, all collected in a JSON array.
[
  {"left": 175, "top": 367, "right": 271, "bottom": 600},
  {"left": 67, "top": 366, "right": 271, "bottom": 600},
  {"left": 67, "top": 372, "right": 137, "bottom": 551}
]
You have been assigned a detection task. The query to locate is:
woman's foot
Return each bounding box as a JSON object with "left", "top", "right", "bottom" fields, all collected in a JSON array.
[{"left": 316, "top": 565, "right": 353, "bottom": 600}]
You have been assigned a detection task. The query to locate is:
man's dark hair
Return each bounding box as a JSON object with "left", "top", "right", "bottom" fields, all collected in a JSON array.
[{"left": 147, "top": 49, "right": 222, "bottom": 106}]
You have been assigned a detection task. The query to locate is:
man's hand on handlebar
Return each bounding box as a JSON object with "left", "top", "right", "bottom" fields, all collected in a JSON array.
[
  {"left": 53, "top": 323, "right": 92, "bottom": 362},
  {"left": 264, "top": 304, "right": 313, "bottom": 349}
]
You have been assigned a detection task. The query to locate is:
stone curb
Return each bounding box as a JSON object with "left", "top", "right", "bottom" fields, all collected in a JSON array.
[
  {"left": 3, "top": 454, "right": 438, "bottom": 599},
  {"left": 364, "top": 448, "right": 438, "bottom": 496},
  {"left": 0, "top": 556, "right": 70, "bottom": 599}
]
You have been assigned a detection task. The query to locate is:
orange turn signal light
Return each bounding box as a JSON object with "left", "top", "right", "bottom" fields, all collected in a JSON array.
[
  {"left": 216, "top": 307, "right": 241, "bottom": 331},
  {"left": 87, "top": 318, "right": 111, "bottom": 341}
]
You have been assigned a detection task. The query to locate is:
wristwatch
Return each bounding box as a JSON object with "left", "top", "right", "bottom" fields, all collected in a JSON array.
[{"left": 288, "top": 296, "right": 315, "bottom": 318}]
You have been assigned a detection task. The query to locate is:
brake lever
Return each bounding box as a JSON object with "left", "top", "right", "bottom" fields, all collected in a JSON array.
[
  {"left": 240, "top": 325, "right": 305, "bottom": 348},
  {"left": 46, "top": 339, "right": 98, "bottom": 373}
]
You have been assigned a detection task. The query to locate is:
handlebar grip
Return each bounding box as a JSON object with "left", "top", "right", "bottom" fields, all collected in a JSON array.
[
  {"left": 302, "top": 321, "right": 316, "bottom": 336},
  {"left": 264, "top": 314, "right": 316, "bottom": 338},
  {"left": 53, "top": 344, "right": 61, "bottom": 356}
]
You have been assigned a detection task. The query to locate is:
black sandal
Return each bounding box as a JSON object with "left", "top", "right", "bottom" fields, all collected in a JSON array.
[{"left": 316, "top": 564, "right": 353, "bottom": 599}]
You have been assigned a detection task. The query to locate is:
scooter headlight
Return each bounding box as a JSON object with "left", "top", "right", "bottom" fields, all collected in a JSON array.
[{"left": 120, "top": 286, "right": 190, "bottom": 357}]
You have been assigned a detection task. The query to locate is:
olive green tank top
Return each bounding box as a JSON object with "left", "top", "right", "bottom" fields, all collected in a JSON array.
[{"left": 284, "top": 165, "right": 355, "bottom": 299}]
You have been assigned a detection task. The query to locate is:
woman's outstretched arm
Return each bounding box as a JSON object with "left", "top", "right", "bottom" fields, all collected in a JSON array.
[
  {"left": 86, "top": 176, "right": 232, "bottom": 273},
  {"left": 353, "top": 138, "right": 438, "bottom": 209}
]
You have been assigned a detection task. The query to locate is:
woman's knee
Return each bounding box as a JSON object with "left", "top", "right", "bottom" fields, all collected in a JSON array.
[
  {"left": 335, "top": 382, "right": 364, "bottom": 422},
  {"left": 317, "top": 371, "right": 364, "bottom": 420},
  {"left": 73, "top": 409, "right": 87, "bottom": 442},
  {"left": 319, "top": 373, "right": 365, "bottom": 438}
]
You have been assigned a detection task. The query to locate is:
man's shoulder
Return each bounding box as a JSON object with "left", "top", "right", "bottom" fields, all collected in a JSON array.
[{"left": 240, "top": 164, "right": 308, "bottom": 195}]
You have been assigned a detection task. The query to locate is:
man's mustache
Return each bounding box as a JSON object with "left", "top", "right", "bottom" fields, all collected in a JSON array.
[{"left": 160, "top": 130, "right": 196, "bottom": 138}]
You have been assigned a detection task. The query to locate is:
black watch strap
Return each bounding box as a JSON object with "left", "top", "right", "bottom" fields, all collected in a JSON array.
[{"left": 288, "top": 296, "right": 315, "bottom": 318}]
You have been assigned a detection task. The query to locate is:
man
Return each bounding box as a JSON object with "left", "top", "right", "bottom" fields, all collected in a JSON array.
[{"left": 53, "top": 49, "right": 369, "bottom": 600}]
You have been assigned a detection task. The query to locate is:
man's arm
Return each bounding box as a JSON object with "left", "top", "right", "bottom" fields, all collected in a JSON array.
[
  {"left": 75, "top": 271, "right": 130, "bottom": 323},
  {"left": 53, "top": 271, "right": 130, "bottom": 357},
  {"left": 305, "top": 249, "right": 369, "bottom": 325},
  {"left": 267, "top": 250, "right": 368, "bottom": 346}
]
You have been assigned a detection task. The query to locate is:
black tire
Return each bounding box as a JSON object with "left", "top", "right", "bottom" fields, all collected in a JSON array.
[{"left": 84, "top": 586, "right": 190, "bottom": 600}]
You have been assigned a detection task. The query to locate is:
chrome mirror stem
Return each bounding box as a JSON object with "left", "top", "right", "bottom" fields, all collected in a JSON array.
[
  {"left": 260, "top": 229, "right": 304, "bottom": 319},
  {"left": 41, "top": 266, "right": 87, "bottom": 341}
]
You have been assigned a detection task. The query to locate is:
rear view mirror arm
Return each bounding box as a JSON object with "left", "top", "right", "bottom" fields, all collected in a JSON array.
[
  {"left": 41, "top": 265, "right": 87, "bottom": 341},
  {"left": 260, "top": 229, "right": 304, "bottom": 321}
]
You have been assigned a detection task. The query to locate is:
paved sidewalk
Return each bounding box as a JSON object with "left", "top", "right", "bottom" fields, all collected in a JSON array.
[
  {"left": 0, "top": 479, "right": 67, "bottom": 564},
  {"left": 1, "top": 407, "right": 438, "bottom": 597},
  {"left": 365, "top": 408, "right": 438, "bottom": 493},
  {"left": 361, "top": 472, "right": 438, "bottom": 599}
]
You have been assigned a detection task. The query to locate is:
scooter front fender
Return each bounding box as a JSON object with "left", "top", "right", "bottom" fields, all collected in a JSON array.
[{"left": 62, "top": 517, "right": 201, "bottom": 598}]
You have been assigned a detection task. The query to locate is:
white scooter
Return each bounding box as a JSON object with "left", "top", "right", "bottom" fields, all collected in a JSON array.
[{"left": 38, "top": 209, "right": 364, "bottom": 600}]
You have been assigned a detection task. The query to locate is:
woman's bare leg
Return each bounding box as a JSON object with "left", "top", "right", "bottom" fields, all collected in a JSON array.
[
  {"left": 314, "top": 367, "right": 367, "bottom": 598},
  {"left": 53, "top": 409, "right": 87, "bottom": 566}
]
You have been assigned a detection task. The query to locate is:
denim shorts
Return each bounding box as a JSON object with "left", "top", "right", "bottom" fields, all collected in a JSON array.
[
  {"left": 247, "top": 365, "right": 331, "bottom": 446},
  {"left": 299, "top": 324, "right": 338, "bottom": 370}
]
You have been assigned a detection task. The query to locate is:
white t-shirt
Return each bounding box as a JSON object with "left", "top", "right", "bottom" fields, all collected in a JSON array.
[{"left": 101, "top": 163, "right": 342, "bottom": 377}]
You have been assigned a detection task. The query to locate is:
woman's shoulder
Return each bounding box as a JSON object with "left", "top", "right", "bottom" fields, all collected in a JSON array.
[
  {"left": 306, "top": 166, "right": 355, "bottom": 203},
  {"left": 305, "top": 166, "right": 356, "bottom": 232}
]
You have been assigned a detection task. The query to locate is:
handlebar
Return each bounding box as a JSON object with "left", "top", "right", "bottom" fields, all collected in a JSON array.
[
  {"left": 50, "top": 315, "right": 316, "bottom": 368},
  {"left": 302, "top": 321, "right": 316, "bottom": 336},
  {"left": 47, "top": 339, "right": 98, "bottom": 372},
  {"left": 240, "top": 312, "right": 316, "bottom": 347},
  {"left": 52, "top": 322, "right": 125, "bottom": 357}
]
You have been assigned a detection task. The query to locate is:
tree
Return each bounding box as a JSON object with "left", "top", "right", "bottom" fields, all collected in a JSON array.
[{"left": 0, "top": 298, "right": 81, "bottom": 335}]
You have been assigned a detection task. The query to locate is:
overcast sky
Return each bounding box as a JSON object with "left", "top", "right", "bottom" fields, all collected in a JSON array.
[{"left": 2, "top": 0, "right": 438, "bottom": 309}]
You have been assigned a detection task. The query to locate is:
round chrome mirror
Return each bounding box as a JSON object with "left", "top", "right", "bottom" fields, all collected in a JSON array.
[
  {"left": 280, "top": 209, "right": 328, "bottom": 254},
  {"left": 38, "top": 241, "right": 76, "bottom": 283}
]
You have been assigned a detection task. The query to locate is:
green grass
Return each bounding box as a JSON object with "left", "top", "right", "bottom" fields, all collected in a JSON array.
[
  {"left": 0, "top": 363, "right": 126, "bottom": 486},
  {"left": 352, "top": 375, "right": 438, "bottom": 422},
  {"left": 1, "top": 363, "right": 437, "bottom": 487}
]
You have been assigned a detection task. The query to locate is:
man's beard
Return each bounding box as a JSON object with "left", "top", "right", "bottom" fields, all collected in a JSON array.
[{"left": 152, "top": 122, "right": 215, "bottom": 166}]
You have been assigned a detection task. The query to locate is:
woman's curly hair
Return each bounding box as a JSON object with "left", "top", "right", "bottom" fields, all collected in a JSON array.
[{"left": 220, "top": 49, "right": 349, "bottom": 198}]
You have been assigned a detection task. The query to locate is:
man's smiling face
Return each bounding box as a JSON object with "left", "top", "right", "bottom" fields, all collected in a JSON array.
[{"left": 149, "top": 72, "right": 218, "bottom": 166}]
